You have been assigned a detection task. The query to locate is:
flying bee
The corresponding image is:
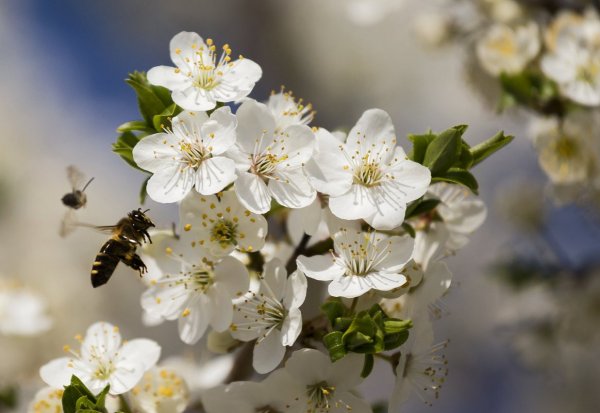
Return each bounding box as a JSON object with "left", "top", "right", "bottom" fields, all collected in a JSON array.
[
  {"left": 90, "top": 208, "right": 155, "bottom": 288},
  {"left": 60, "top": 166, "right": 94, "bottom": 237},
  {"left": 62, "top": 165, "right": 94, "bottom": 209}
]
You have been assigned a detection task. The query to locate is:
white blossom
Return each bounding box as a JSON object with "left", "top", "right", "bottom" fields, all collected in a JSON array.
[
  {"left": 297, "top": 228, "right": 414, "bottom": 298},
  {"left": 0, "top": 279, "right": 52, "bottom": 336},
  {"left": 476, "top": 22, "right": 540, "bottom": 76},
  {"left": 230, "top": 259, "right": 307, "bottom": 374},
  {"left": 179, "top": 190, "right": 268, "bottom": 257},
  {"left": 389, "top": 319, "right": 449, "bottom": 410},
  {"left": 542, "top": 16, "right": 600, "bottom": 106},
  {"left": 147, "top": 31, "right": 262, "bottom": 111},
  {"left": 265, "top": 349, "right": 372, "bottom": 413},
  {"left": 133, "top": 108, "right": 238, "bottom": 203},
  {"left": 27, "top": 387, "right": 64, "bottom": 413},
  {"left": 129, "top": 368, "right": 190, "bottom": 413},
  {"left": 529, "top": 112, "right": 600, "bottom": 186},
  {"left": 39, "top": 322, "right": 161, "bottom": 395},
  {"left": 265, "top": 88, "right": 315, "bottom": 130},
  {"left": 305, "top": 109, "right": 431, "bottom": 230},
  {"left": 412, "top": 183, "right": 487, "bottom": 269},
  {"left": 228, "top": 99, "right": 316, "bottom": 214},
  {"left": 141, "top": 254, "right": 249, "bottom": 345}
]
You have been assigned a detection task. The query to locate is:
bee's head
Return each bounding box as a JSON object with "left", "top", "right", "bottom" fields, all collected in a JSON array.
[{"left": 129, "top": 208, "right": 155, "bottom": 230}]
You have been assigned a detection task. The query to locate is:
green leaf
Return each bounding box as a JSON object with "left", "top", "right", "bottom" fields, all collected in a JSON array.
[
  {"left": 470, "top": 131, "right": 514, "bottom": 167},
  {"left": 499, "top": 71, "right": 562, "bottom": 115},
  {"left": 361, "top": 354, "right": 375, "bottom": 378},
  {"left": 62, "top": 376, "right": 97, "bottom": 413},
  {"left": 433, "top": 168, "right": 479, "bottom": 194},
  {"left": 153, "top": 103, "right": 182, "bottom": 132},
  {"left": 321, "top": 299, "right": 347, "bottom": 326},
  {"left": 405, "top": 198, "right": 441, "bottom": 220},
  {"left": 139, "top": 175, "right": 151, "bottom": 205},
  {"left": 112, "top": 131, "right": 147, "bottom": 172},
  {"left": 0, "top": 386, "right": 17, "bottom": 409},
  {"left": 94, "top": 385, "right": 110, "bottom": 410},
  {"left": 401, "top": 222, "right": 416, "bottom": 238},
  {"left": 407, "top": 131, "right": 436, "bottom": 164},
  {"left": 423, "top": 125, "right": 467, "bottom": 175},
  {"left": 116, "top": 120, "right": 154, "bottom": 133},
  {"left": 323, "top": 331, "right": 346, "bottom": 361},
  {"left": 384, "top": 330, "right": 410, "bottom": 351},
  {"left": 383, "top": 319, "right": 412, "bottom": 334},
  {"left": 456, "top": 141, "right": 474, "bottom": 169},
  {"left": 126, "top": 71, "right": 170, "bottom": 126}
]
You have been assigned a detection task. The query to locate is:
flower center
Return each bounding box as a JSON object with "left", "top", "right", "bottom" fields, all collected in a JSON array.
[
  {"left": 251, "top": 152, "right": 288, "bottom": 178},
  {"left": 182, "top": 39, "right": 233, "bottom": 91},
  {"left": 353, "top": 158, "right": 384, "bottom": 187},
  {"left": 576, "top": 61, "right": 600, "bottom": 85},
  {"left": 190, "top": 270, "right": 214, "bottom": 293},
  {"left": 93, "top": 361, "right": 115, "bottom": 380},
  {"left": 401, "top": 341, "right": 449, "bottom": 407},
  {"left": 210, "top": 219, "right": 238, "bottom": 248},
  {"left": 334, "top": 232, "right": 392, "bottom": 277},
  {"left": 488, "top": 35, "right": 516, "bottom": 56},
  {"left": 180, "top": 141, "right": 209, "bottom": 170},
  {"left": 306, "top": 381, "right": 336, "bottom": 411},
  {"left": 231, "top": 289, "right": 287, "bottom": 334}
]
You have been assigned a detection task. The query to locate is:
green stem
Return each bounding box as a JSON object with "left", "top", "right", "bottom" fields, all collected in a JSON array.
[
  {"left": 119, "top": 394, "right": 132, "bottom": 413},
  {"left": 349, "top": 297, "right": 359, "bottom": 313}
]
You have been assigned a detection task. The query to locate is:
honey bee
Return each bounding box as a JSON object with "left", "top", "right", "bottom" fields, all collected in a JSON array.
[
  {"left": 90, "top": 208, "right": 155, "bottom": 288},
  {"left": 60, "top": 166, "right": 94, "bottom": 237},
  {"left": 62, "top": 165, "right": 94, "bottom": 209}
]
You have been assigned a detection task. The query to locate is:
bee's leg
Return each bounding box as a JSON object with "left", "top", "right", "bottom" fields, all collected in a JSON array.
[
  {"left": 143, "top": 230, "right": 152, "bottom": 244},
  {"left": 123, "top": 254, "right": 147, "bottom": 277}
]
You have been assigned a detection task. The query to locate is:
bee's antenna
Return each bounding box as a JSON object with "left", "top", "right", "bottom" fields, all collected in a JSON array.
[
  {"left": 172, "top": 222, "right": 180, "bottom": 240},
  {"left": 143, "top": 208, "right": 151, "bottom": 214},
  {"left": 82, "top": 177, "right": 95, "bottom": 192}
]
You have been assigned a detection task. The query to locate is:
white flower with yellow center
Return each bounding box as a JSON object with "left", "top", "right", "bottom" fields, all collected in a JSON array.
[
  {"left": 27, "top": 387, "right": 64, "bottom": 413},
  {"left": 147, "top": 31, "right": 262, "bottom": 111},
  {"left": 389, "top": 319, "right": 449, "bottom": 410},
  {"left": 141, "top": 255, "right": 249, "bottom": 345},
  {"left": 305, "top": 109, "right": 430, "bottom": 230},
  {"left": 297, "top": 228, "right": 414, "bottom": 298},
  {"left": 230, "top": 259, "right": 307, "bottom": 374},
  {"left": 476, "top": 22, "right": 540, "bottom": 76},
  {"left": 133, "top": 108, "right": 237, "bottom": 203},
  {"left": 227, "top": 99, "right": 316, "bottom": 214},
  {"left": 542, "top": 20, "right": 600, "bottom": 106},
  {"left": 129, "top": 368, "right": 190, "bottom": 413},
  {"left": 0, "top": 279, "right": 52, "bottom": 336},
  {"left": 530, "top": 113, "right": 599, "bottom": 185},
  {"left": 265, "top": 349, "right": 371, "bottom": 413},
  {"left": 265, "top": 88, "right": 315, "bottom": 130},
  {"left": 39, "top": 322, "right": 161, "bottom": 395},
  {"left": 179, "top": 190, "right": 268, "bottom": 257}
]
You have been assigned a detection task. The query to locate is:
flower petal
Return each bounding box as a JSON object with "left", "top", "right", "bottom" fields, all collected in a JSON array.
[
  {"left": 281, "top": 307, "right": 303, "bottom": 346},
  {"left": 118, "top": 338, "right": 161, "bottom": 371},
  {"left": 169, "top": 31, "right": 205, "bottom": 69},
  {"left": 109, "top": 360, "right": 145, "bottom": 395},
  {"left": 235, "top": 99, "right": 276, "bottom": 155},
  {"left": 286, "top": 198, "right": 322, "bottom": 246},
  {"left": 328, "top": 184, "right": 376, "bottom": 221},
  {"left": 346, "top": 108, "right": 396, "bottom": 163},
  {"left": 132, "top": 132, "right": 180, "bottom": 173},
  {"left": 201, "top": 106, "right": 238, "bottom": 154},
  {"left": 215, "top": 256, "right": 250, "bottom": 297},
  {"left": 253, "top": 328, "right": 286, "bottom": 374},
  {"left": 282, "top": 270, "right": 307, "bottom": 310},
  {"left": 305, "top": 128, "right": 353, "bottom": 196},
  {"left": 296, "top": 255, "right": 343, "bottom": 281},
  {"left": 146, "top": 163, "right": 194, "bottom": 203},
  {"left": 284, "top": 349, "right": 330, "bottom": 385},
  {"left": 178, "top": 294, "right": 211, "bottom": 345},
  {"left": 195, "top": 156, "right": 237, "bottom": 195},
  {"left": 234, "top": 171, "right": 272, "bottom": 214},
  {"left": 39, "top": 357, "right": 75, "bottom": 389},
  {"left": 147, "top": 65, "right": 189, "bottom": 90},
  {"left": 374, "top": 235, "right": 414, "bottom": 272},
  {"left": 213, "top": 58, "right": 262, "bottom": 102},
  {"left": 268, "top": 169, "right": 316, "bottom": 209}
]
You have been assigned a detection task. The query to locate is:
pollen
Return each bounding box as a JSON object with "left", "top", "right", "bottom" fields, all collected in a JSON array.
[
  {"left": 184, "top": 224, "right": 192, "bottom": 231},
  {"left": 182, "top": 308, "right": 191, "bottom": 317}
]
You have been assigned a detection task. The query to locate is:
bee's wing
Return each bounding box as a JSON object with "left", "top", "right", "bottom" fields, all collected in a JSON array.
[
  {"left": 59, "top": 209, "right": 78, "bottom": 237},
  {"left": 66, "top": 165, "right": 86, "bottom": 189}
]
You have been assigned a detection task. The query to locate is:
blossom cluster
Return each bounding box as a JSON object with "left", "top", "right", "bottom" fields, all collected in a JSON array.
[
  {"left": 28, "top": 30, "right": 503, "bottom": 413},
  {"left": 416, "top": 1, "right": 600, "bottom": 205}
]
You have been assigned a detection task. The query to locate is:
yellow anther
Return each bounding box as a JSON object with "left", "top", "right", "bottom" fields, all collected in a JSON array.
[
  {"left": 184, "top": 224, "right": 192, "bottom": 231},
  {"left": 182, "top": 308, "right": 191, "bottom": 317}
]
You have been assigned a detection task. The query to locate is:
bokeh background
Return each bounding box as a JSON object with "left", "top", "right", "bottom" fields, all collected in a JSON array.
[{"left": 1, "top": 1, "right": 599, "bottom": 412}]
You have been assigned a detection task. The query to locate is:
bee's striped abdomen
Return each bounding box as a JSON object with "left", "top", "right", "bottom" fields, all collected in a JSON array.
[{"left": 91, "top": 240, "right": 126, "bottom": 288}]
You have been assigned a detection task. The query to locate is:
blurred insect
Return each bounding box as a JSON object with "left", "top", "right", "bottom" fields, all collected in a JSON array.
[
  {"left": 60, "top": 166, "right": 94, "bottom": 237},
  {"left": 62, "top": 165, "right": 94, "bottom": 209},
  {"left": 90, "top": 208, "right": 155, "bottom": 288}
]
